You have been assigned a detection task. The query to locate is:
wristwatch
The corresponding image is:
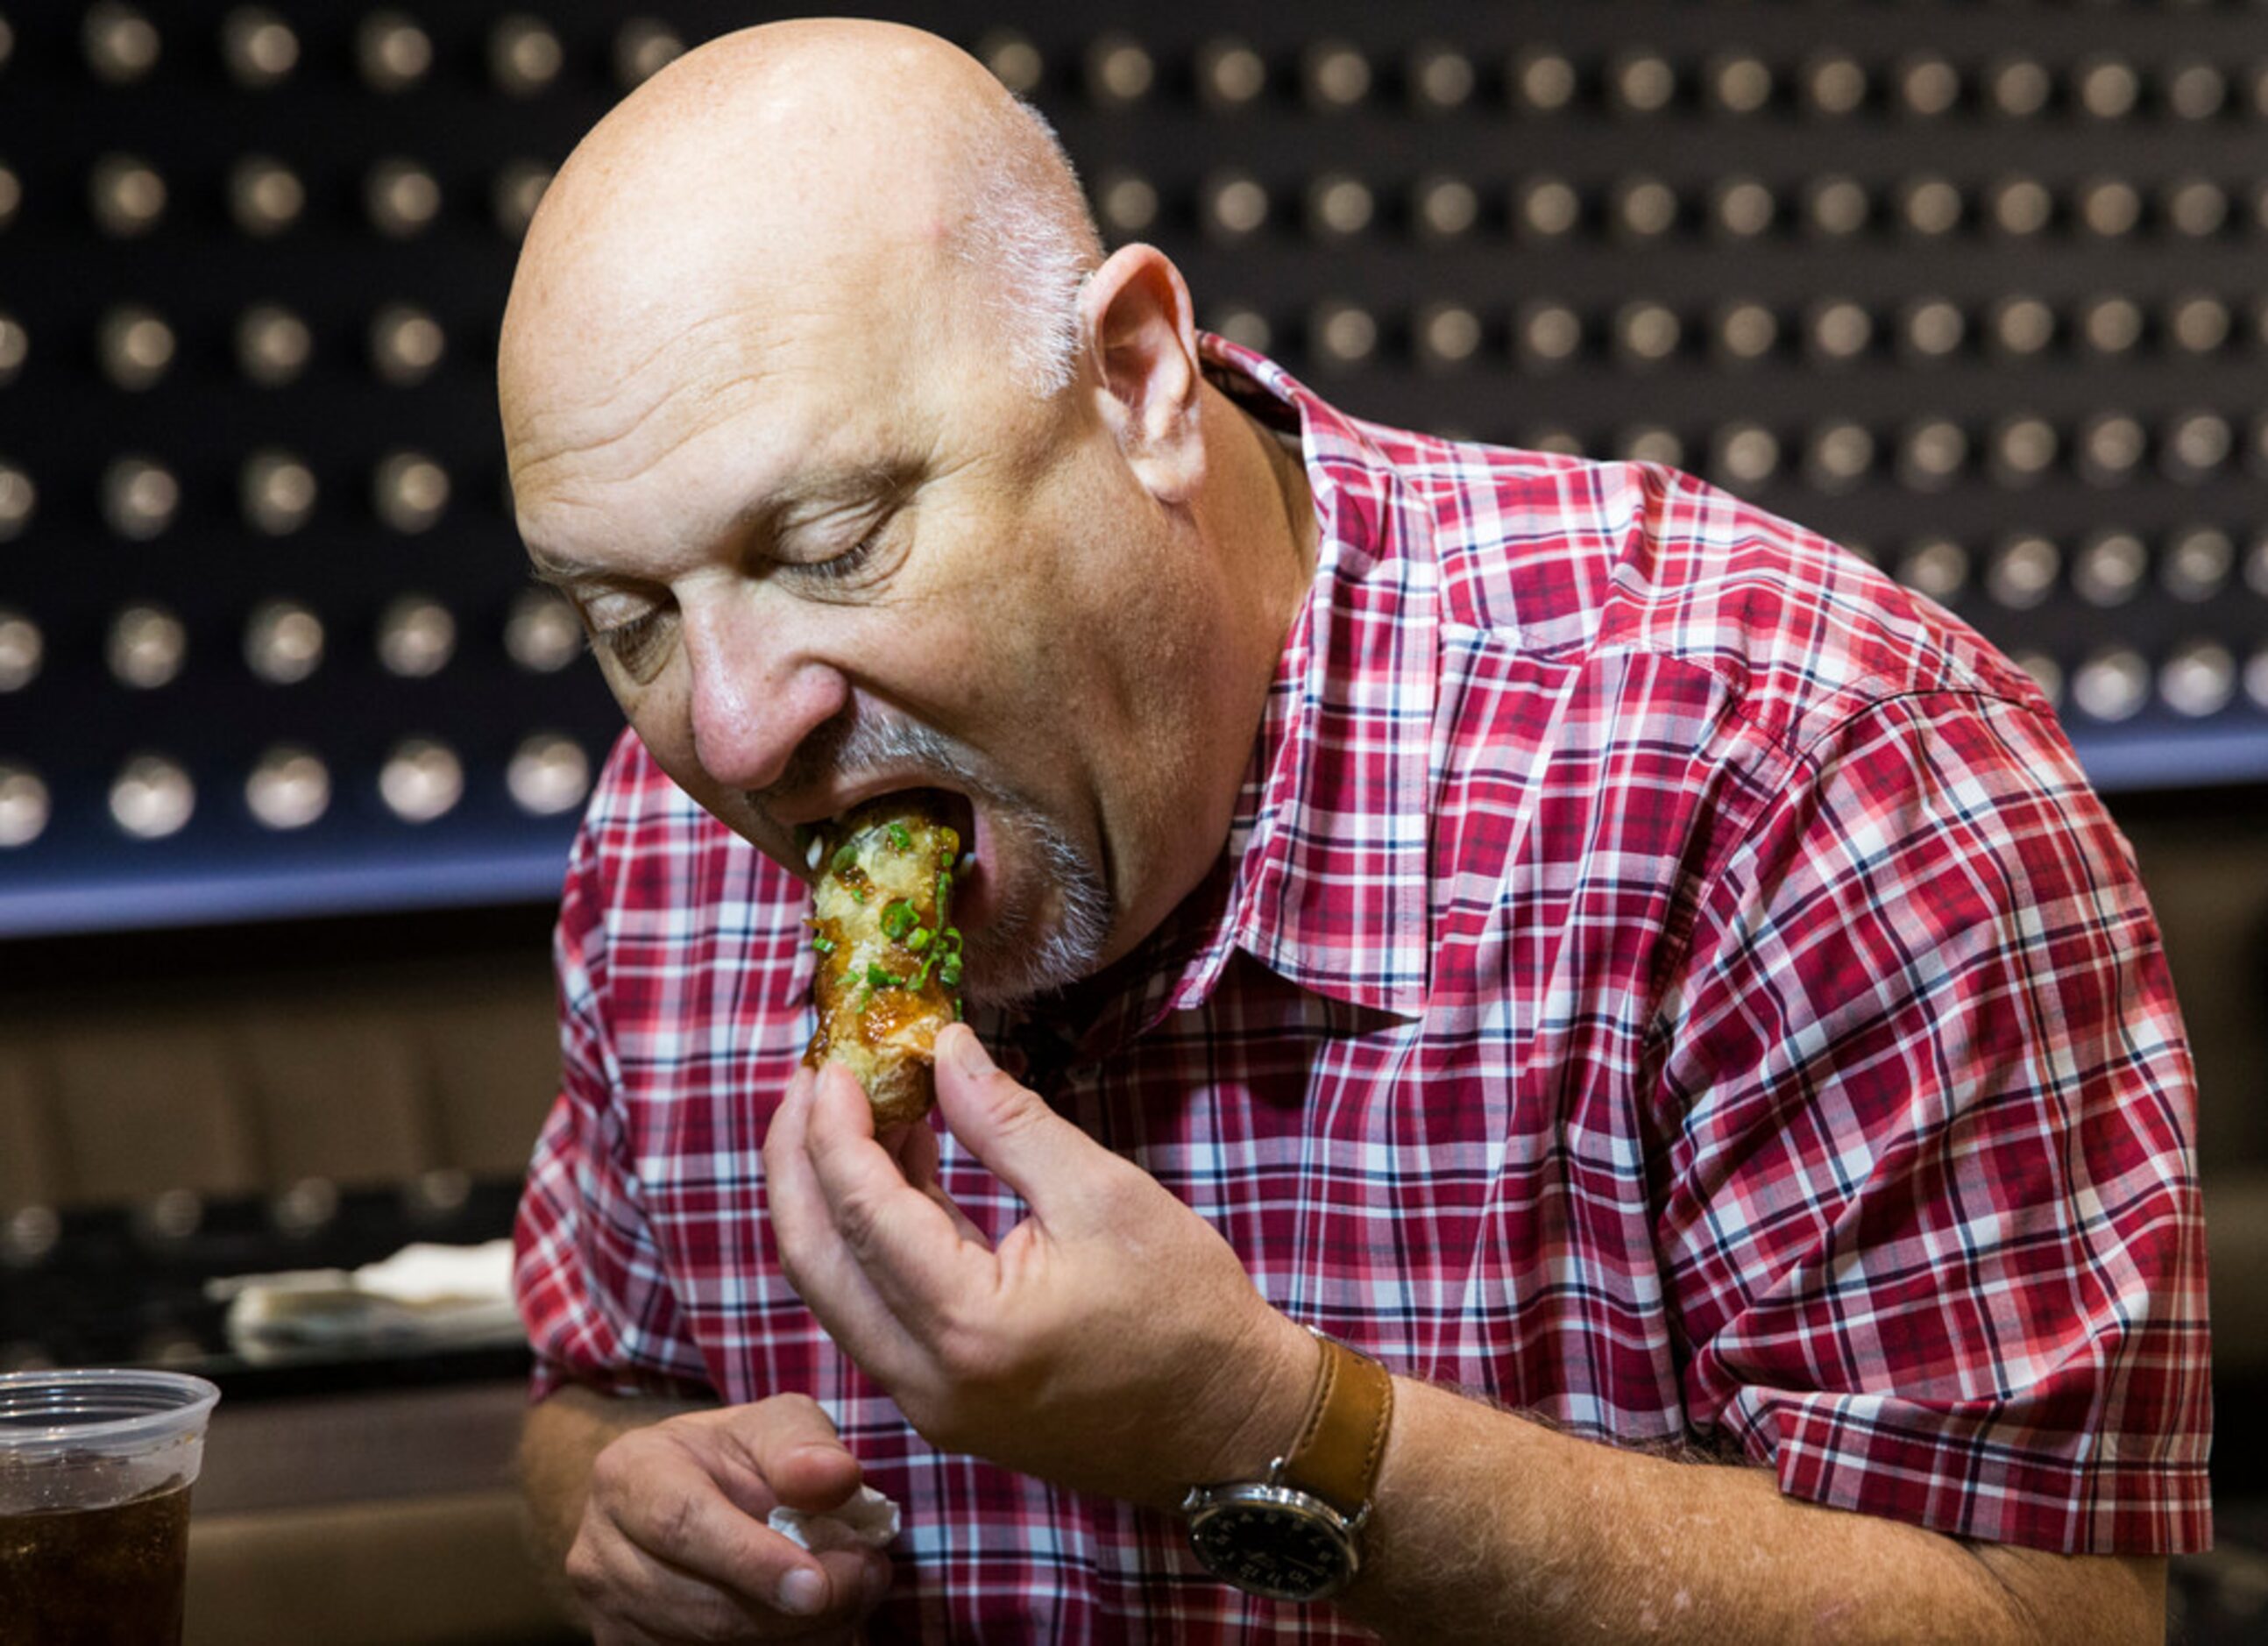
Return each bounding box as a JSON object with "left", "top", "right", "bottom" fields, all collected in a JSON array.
[{"left": 1180, "top": 1326, "right": 1394, "bottom": 1602}]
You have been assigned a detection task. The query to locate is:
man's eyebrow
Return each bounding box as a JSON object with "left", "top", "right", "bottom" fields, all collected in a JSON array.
[
  {"left": 524, "top": 555, "right": 588, "bottom": 589},
  {"left": 763, "top": 463, "right": 910, "bottom": 527},
  {"left": 520, "top": 463, "right": 911, "bottom": 588},
  {"left": 718, "top": 463, "right": 914, "bottom": 553}
]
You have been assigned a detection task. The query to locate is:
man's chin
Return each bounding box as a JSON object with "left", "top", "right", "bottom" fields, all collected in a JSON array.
[
  {"left": 959, "top": 922, "right": 1087, "bottom": 1010},
  {"left": 957, "top": 874, "right": 1114, "bottom": 1010}
]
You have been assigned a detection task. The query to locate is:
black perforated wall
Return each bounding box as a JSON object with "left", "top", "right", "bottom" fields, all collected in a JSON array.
[{"left": 3, "top": 2, "right": 2265, "bottom": 935}]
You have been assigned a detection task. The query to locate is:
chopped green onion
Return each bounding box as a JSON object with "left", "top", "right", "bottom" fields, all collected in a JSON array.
[
  {"left": 940, "top": 926, "right": 961, "bottom": 953},
  {"left": 953, "top": 997, "right": 964, "bottom": 1020},
  {"left": 935, "top": 871, "right": 953, "bottom": 924},
  {"left": 811, "top": 934, "right": 835, "bottom": 954},
  {"left": 912, "top": 954, "right": 935, "bottom": 990},
  {"left": 906, "top": 926, "right": 932, "bottom": 953},
  {"left": 829, "top": 841, "right": 859, "bottom": 876},
  {"left": 887, "top": 821, "right": 911, "bottom": 852},
  {"left": 938, "top": 956, "right": 962, "bottom": 989},
  {"left": 864, "top": 963, "right": 904, "bottom": 990},
  {"left": 851, "top": 886, "right": 868, "bottom": 903},
  {"left": 880, "top": 898, "right": 918, "bottom": 940}
]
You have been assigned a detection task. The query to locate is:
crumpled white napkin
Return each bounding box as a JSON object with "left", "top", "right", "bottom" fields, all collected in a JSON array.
[{"left": 767, "top": 1485, "right": 902, "bottom": 1552}]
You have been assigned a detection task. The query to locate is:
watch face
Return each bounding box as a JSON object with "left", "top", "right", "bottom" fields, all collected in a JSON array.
[{"left": 1186, "top": 1487, "right": 1357, "bottom": 1602}]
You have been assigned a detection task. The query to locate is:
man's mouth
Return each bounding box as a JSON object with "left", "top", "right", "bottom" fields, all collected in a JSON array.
[{"left": 797, "top": 785, "right": 987, "bottom": 917}]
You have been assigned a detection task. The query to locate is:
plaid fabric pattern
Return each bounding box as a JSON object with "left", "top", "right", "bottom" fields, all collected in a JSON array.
[{"left": 514, "top": 337, "right": 2212, "bottom": 1641}]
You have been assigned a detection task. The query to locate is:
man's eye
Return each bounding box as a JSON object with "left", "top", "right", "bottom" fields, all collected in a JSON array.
[
  {"left": 593, "top": 607, "right": 674, "bottom": 682},
  {"left": 797, "top": 523, "right": 889, "bottom": 585}
]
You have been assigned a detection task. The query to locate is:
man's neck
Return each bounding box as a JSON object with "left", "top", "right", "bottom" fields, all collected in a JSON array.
[
  {"left": 1210, "top": 385, "right": 1318, "bottom": 617},
  {"left": 1257, "top": 410, "right": 1319, "bottom": 581}
]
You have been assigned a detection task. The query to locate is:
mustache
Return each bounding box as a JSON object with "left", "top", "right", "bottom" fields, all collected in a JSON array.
[
  {"left": 748, "top": 707, "right": 999, "bottom": 818},
  {"left": 749, "top": 706, "right": 1116, "bottom": 1004}
]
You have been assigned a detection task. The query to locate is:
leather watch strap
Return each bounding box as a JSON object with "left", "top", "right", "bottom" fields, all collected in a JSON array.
[{"left": 1279, "top": 1329, "right": 1394, "bottom": 1518}]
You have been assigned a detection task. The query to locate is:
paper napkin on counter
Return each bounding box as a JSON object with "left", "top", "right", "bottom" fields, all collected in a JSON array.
[{"left": 208, "top": 1239, "right": 520, "bottom": 1354}]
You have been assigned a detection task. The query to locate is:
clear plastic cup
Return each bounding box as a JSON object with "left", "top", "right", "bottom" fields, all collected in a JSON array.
[{"left": 0, "top": 1369, "right": 221, "bottom": 1646}]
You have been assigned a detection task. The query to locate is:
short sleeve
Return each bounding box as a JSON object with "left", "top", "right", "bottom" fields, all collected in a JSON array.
[
  {"left": 512, "top": 819, "right": 716, "bottom": 1404},
  {"left": 1654, "top": 690, "right": 2211, "bottom": 1553}
]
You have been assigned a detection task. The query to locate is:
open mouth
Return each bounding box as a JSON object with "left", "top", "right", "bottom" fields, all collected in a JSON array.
[{"left": 798, "top": 787, "right": 980, "bottom": 883}]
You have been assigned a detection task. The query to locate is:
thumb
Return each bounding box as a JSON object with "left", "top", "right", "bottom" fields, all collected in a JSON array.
[
  {"left": 931, "top": 1023, "right": 1096, "bottom": 1210},
  {"left": 732, "top": 1394, "right": 863, "bottom": 1515}
]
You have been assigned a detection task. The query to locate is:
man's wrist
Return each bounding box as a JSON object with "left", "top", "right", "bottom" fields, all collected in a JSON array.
[
  {"left": 1179, "top": 1324, "right": 1393, "bottom": 1602},
  {"left": 1176, "top": 1307, "right": 1319, "bottom": 1501}
]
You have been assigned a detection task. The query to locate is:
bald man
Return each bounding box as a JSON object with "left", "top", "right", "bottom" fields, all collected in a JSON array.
[{"left": 500, "top": 20, "right": 2207, "bottom": 1644}]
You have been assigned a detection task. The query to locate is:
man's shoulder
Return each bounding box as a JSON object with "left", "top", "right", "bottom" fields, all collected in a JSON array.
[{"left": 1389, "top": 441, "right": 2049, "bottom": 756}]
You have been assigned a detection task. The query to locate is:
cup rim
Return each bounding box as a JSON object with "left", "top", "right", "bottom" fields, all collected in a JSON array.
[{"left": 0, "top": 1369, "right": 220, "bottom": 1463}]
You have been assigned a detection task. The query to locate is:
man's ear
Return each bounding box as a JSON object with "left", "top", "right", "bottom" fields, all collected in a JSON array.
[{"left": 1078, "top": 244, "right": 1205, "bottom": 504}]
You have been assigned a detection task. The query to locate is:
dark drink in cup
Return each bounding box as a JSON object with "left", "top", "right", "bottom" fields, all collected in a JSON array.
[
  {"left": 1, "top": 1477, "right": 194, "bottom": 1645},
  {"left": 0, "top": 1372, "right": 218, "bottom": 1646}
]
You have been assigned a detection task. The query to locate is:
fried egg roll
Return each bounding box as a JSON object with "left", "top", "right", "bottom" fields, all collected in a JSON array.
[{"left": 801, "top": 794, "right": 965, "bottom": 1127}]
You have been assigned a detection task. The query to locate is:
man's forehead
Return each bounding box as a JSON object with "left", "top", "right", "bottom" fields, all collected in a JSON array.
[
  {"left": 504, "top": 150, "right": 953, "bottom": 461},
  {"left": 510, "top": 302, "right": 802, "bottom": 469},
  {"left": 515, "top": 79, "right": 962, "bottom": 350},
  {"left": 504, "top": 188, "right": 968, "bottom": 489}
]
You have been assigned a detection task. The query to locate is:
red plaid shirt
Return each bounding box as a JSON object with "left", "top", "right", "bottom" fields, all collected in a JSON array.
[{"left": 514, "top": 337, "right": 2212, "bottom": 1640}]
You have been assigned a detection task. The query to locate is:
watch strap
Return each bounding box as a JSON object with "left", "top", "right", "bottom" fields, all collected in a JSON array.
[{"left": 1279, "top": 1328, "right": 1393, "bottom": 1518}]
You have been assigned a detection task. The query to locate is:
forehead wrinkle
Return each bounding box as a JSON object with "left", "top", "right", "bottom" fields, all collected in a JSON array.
[
  {"left": 507, "top": 302, "right": 806, "bottom": 490},
  {"left": 511, "top": 372, "right": 752, "bottom": 505}
]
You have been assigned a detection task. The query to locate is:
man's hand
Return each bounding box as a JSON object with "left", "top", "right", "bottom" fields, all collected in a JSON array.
[
  {"left": 562, "top": 1394, "right": 890, "bottom": 1644},
  {"left": 763, "top": 1024, "right": 1314, "bottom": 1511}
]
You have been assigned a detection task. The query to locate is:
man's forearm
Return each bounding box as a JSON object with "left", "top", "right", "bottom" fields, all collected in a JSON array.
[
  {"left": 1332, "top": 1377, "right": 2163, "bottom": 1645},
  {"left": 516, "top": 1382, "right": 715, "bottom": 1617}
]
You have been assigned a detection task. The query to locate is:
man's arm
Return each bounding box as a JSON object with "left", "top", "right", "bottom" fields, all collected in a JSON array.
[
  {"left": 1338, "top": 1375, "right": 2164, "bottom": 1643},
  {"left": 515, "top": 1381, "right": 891, "bottom": 1642},
  {"left": 765, "top": 1027, "right": 2171, "bottom": 1645},
  {"left": 518, "top": 1382, "right": 712, "bottom": 1615}
]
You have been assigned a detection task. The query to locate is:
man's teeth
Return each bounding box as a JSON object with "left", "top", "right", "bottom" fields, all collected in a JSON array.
[{"left": 805, "top": 834, "right": 826, "bottom": 870}]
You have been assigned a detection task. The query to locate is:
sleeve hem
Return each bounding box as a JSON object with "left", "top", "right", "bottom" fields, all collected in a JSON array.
[
  {"left": 1760, "top": 1394, "right": 2214, "bottom": 1556},
  {"left": 528, "top": 1354, "right": 718, "bottom": 1408}
]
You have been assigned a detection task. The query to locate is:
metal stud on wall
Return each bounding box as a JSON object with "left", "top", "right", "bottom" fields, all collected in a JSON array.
[{"left": 2, "top": 2, "right": 2266, "bottom": 937}]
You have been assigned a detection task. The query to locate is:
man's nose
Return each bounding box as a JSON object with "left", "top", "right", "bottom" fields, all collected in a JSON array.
[{"left": 677, "top": 592, "right": 847, "bottom": 792}]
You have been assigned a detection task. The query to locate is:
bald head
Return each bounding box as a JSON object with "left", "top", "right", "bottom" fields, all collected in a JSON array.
[{"left": 500, "top": 18, "right": 1102, "bottom": 481}]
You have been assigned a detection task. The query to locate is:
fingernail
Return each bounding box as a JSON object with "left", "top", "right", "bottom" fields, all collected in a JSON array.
[
  {"left": 946, "top": 1025, "right": 991, "bottom": 1079},
  {"left": 777, "top": 1566, "right": 827, "bottom": 1616}
]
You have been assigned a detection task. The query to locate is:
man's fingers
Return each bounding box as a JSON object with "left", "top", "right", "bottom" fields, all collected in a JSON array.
[
  {"left": 578, "top": 1529, "right": 791, "bottom": 1641},
  {"left": 598, "top": 1459, "right": 829, "bottom": 1617},
  {"left": 881, "top": 1112, "right": 936, "bottom": 1185},
  {"left": 764, "top": 1066, "right": 934, "bottom": 1387},
  {"left": 596, "top": 1545, "right": 875, "bottom": 1644},
  {"left": 880, "top": 1106, "right": 989, "bottom": 1245},
  {"left": 724, "top": 1393, "right": 863, "bottom": 1516},
  {"left": 931, "top": 1024, "right": 1112, "bottom": 1215},
  {"left": 799, "top": 1061, "right": 994, "bottom": 1321},
  {"left": 577, "top": 1395, "right": 898, "bottom": 1642}
]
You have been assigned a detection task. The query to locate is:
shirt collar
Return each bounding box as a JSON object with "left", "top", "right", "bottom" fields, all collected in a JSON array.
[
  {"left": 1150, "top": 335, "right": 1440, "bottom": 1025},
  {"left": 1003, "top": 337, "right": 1440, "bottom": 1063}
]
